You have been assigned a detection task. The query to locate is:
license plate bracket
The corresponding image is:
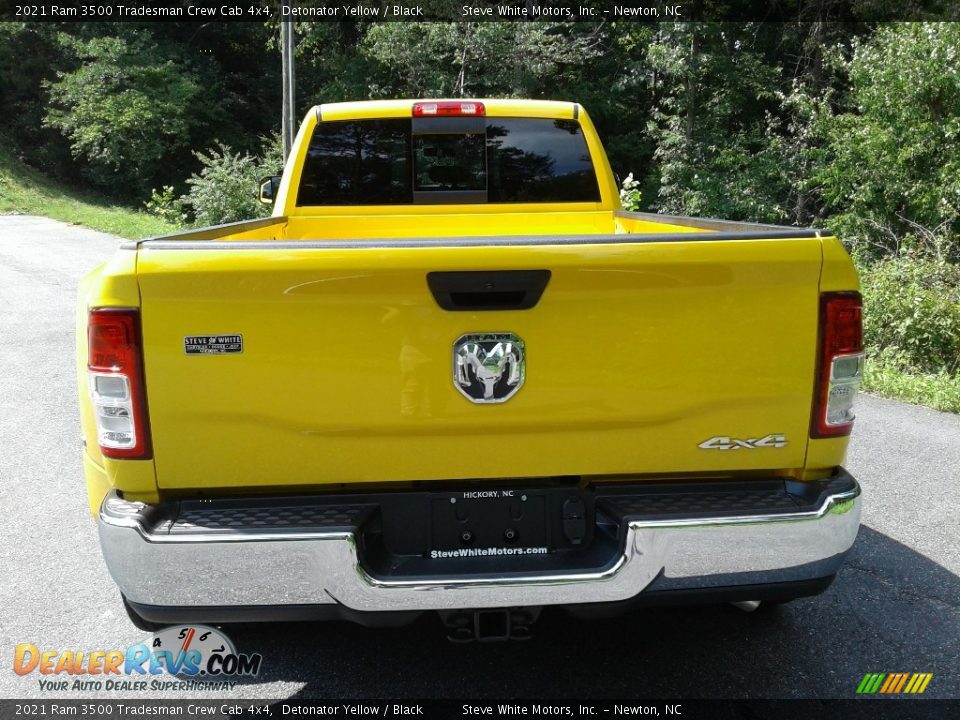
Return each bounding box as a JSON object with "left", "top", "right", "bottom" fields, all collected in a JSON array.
[{"left": 429, "top": 489, "right": 549, "bottom": 554}]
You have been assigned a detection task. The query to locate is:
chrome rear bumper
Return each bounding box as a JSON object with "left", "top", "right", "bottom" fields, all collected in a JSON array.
[{"left": 98, "top": 475, "right": 861, "bottom": 613}]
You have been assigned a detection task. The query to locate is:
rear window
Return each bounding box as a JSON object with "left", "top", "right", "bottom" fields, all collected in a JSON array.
[{"left": 297, "top": 117, "right": 600, "bottom": 206}]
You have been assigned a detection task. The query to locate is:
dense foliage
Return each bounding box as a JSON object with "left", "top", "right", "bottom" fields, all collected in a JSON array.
[
  {"left": 44, "top": 34, "right": 202, "bottom": 196},
  {"left": 181, "top": 135, "right": 282, "bottom": 226},
  {"left": 807, "top": 23, "right": 960, "bottom": 261},
  {"left": 860, "top": 257, "right": 960, "bottom": 375},
  {"left": 0, "top": 18, "right": 958, "bottom": 397}
]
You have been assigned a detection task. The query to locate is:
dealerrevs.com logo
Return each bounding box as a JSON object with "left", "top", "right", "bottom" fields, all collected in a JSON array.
[{"left": 13, "top": 625, "right": 262, "bottom": 692}]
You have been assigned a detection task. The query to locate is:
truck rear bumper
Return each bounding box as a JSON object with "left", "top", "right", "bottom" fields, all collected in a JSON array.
[{"left": 98, "top": 471, "right": 861, "bottom": 617}]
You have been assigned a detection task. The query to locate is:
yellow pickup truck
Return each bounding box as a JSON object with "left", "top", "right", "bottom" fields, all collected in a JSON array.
[{"left": 78, "top": 99, "right": 863, "bottom": 640}]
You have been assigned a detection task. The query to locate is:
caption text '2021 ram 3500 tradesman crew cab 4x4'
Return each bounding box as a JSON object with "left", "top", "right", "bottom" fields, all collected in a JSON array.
[{"left": 79, "top": 99, "right": 862, "bottom": 640}]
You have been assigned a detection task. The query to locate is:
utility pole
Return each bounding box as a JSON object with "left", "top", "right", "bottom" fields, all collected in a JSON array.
[{"left": 281, "top": 4, "right": 297, "bottom": 162}]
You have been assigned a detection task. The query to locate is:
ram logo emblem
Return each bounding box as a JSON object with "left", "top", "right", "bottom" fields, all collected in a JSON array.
[{"left": 453, "top": 333, "right": 525, "bottom": 404}]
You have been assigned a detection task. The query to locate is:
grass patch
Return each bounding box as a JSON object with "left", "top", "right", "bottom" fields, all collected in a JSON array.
[
  {"left": 0, "top": 146, "right": 180, "bottom": 239},
  {"left": 863, "top": 359, "right": 960, "bottom": 413}
]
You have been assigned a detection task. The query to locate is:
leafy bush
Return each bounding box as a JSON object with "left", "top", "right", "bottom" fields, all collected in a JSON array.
[
  {"left": 619, "top": 172, "right": 642, "bottom": 211},
  {"left": 257, "top": 132, "right": 285, "bottom": 179},
  {"left": 182, "top": 143, "right": 271, "bottom": 227},
  {"left": 860, "top": 256, "right": 960, "bottom": 375},
  {"left": 145, "top": 185, "right": 188, "bottom": 226}
]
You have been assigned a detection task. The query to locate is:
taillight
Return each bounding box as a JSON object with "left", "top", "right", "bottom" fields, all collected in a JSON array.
[
  {"left": 87, "top": 308, "right": 151, "bottom": 459},
  {"left": 412, "top": 101, "right": 485, "bottom": 117},
  {"left": 811, "top": 292, "right": 864, "bottom": 438}
]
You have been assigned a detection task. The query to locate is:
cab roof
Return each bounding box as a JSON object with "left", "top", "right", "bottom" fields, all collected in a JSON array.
[{"left": 312, "top": 98, "right": 580, "bottom": 122}]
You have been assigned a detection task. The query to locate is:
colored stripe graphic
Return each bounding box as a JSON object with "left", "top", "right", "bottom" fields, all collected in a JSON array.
[
  {"left": 906, "top": 673, "right": 933, "bottom": 694},
  {"left": 893, "top": 673, "right": 909, "bottom": 693},
  {"left": 857, "top": 673, "right": 885, "bottom": 694},
  {"left": 857, "top": 673, "right": 932, "bottom": 694}
]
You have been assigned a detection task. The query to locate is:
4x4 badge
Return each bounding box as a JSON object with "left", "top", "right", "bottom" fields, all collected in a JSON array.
[
  {"left": 699, "top": 434, "right": 787, "bottom": 450},
  {"left": 453, "top": 333, "right": 524, "bottom": 404}
]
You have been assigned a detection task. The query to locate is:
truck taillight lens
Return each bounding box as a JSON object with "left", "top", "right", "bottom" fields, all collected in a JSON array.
[
  {"left": 811, "top": 292, "right": 864, "bottom": 438},
  {"left": 412, "top": 101, "right": 485, "bottom": 117},
  {"left": 88, "top": 308, "right": 151, "bottom": 459}
]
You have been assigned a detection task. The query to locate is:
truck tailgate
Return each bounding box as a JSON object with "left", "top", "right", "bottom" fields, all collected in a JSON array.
[{"left": 136, "top": 236, "right": 821, "bottom": 489}]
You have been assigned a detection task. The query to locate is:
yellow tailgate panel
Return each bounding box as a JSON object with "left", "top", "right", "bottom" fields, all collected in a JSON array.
[{"left": 137, "top": 237, "right": 821, "bottom": 489}]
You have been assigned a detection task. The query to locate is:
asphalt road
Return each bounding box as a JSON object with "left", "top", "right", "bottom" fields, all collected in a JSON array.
[{"left": 0, "top": 215, "right": 957, "bottom": 702}]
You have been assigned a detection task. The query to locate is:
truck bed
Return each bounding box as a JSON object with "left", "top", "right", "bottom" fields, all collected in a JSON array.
[{"left": 122, "top": 210, "right": 817, "bottom": 247}]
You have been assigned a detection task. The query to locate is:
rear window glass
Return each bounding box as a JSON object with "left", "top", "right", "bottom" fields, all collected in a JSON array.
[
  {"left": 296, "top": 119, "right": 411, "bottom": 205},
  {"left": 414, "top": 133, "right": 486, "bottom": 192},
  {"left": 297, "top": 117, "right": 600, "bottom": 206}
]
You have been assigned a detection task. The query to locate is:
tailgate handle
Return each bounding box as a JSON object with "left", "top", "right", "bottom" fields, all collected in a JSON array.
[{"left": 427, "top": 270, "right": 551, "bottom": 311}]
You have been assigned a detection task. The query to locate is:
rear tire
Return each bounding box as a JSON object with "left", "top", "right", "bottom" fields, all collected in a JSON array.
[{"left": 121, "top": 595, "right": 162, "bottom": 632}]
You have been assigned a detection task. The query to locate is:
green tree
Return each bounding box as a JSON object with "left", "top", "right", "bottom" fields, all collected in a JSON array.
[
  {"left": 807, "top": 23, "right": 960, "bottom": 260},
  {"left": 646, "top": 23, "right": 791, "bottom": 222},
  {"left": 0, "top": 23, "right": 74, "bottom": 176},
  {"left": 295, "top": 22, "right": 380, "bottom": 104},
  {"left": 44, "top": 32, "right": 202, "bottom": 196},
  {"left": 361, "top": 22, "right": 600, "bottom": 98}
]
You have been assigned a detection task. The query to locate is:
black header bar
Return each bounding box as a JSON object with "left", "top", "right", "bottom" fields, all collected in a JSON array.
[{"left": 3, "top": 0, "right": 958, "bottom": 23}]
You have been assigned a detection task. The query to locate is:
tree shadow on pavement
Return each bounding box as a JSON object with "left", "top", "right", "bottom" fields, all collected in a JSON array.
[{"left": 229, "top": 526, "right": 959, "bottom": 699}]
